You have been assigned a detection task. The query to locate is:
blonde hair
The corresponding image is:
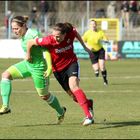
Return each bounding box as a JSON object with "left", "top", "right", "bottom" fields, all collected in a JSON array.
[{"left": 12, "top": 15, "right": 29, "bottom": 27}]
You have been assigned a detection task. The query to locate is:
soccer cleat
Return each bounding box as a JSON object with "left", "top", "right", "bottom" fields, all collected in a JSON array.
[
  {"left": 95, "top": 70, "right": 99, "bottom": 77},
  {"left": 95, "top": 72, "right": 99, "bottom": 77},
  {"left": 104, "top": 79, "right": 108, "bottom": 85},
  {"left": 0, "top": 106, "right": 11, "bottom": 115},
  {"left": 57, "top": 107, "right": 66, "bottom": 124},
  {"left": 88, "top": 99, "right": 94, "bottom": 117},
  {"left": 82, "top": 117, "right": 94, "bottom": 126}
]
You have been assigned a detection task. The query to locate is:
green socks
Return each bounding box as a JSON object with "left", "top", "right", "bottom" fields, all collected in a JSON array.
[
  {"left": 0, "top": 78, "right": 64, "bottom": 117},
  {"left": 0, "top": 78, "right": 12, "bottom": 107},
  {"left": 46, "top": 94, "right": 63, "bottom": 116}
]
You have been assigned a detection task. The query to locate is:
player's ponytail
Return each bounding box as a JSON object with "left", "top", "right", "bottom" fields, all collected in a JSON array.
[
  {"left": 63, "top": 22, "right": 73, "bottom": 33},
  {"left": 23, "top": 15, "right": 29, "bottom": 23}
]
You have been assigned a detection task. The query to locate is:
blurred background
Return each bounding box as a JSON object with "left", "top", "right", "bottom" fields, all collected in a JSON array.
[{"left": 0, "top": 0, "right": 140, "bottom": 59}]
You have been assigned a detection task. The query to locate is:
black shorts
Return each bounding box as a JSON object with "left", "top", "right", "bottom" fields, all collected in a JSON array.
[
  {"left": 90, "top": 48, "right": 105, "bottom": 64},
  {"left": 53, "top": 62, "right": 79, "bottom": 91}
]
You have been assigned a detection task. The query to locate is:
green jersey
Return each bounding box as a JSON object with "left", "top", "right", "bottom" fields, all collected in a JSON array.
[
  {"left": 21, "top": 28, "right": 46, "bottom": 70},
  {"left": 7, "top": 28, "right": 49, "bottom": 89}
]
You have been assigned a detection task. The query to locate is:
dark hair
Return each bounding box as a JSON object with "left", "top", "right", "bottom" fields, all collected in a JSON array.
[
  {"left": 11, "top": 16, "right": 29, "bottom": 27},
  {"left": 53, "top": 22, "right": 73, "bottom": 34},
  {"left": 90, "top": 19, "right": 97, "bottom": 24}
]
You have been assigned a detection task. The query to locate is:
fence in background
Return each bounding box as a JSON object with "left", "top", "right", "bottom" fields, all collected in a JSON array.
[{"left": 0, "top": 12, "right": 140, "bottom": 40}]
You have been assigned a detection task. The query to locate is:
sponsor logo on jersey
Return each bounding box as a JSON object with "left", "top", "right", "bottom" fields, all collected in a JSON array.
[
  {"left": 72, "top": 72, "right": 77, "bottom": 75},
  {"left": 38, "top": 38, "right": 43, "bottom": 43},
  {"left": 55, "top": 45, "right": 72, "bottom": 53}
]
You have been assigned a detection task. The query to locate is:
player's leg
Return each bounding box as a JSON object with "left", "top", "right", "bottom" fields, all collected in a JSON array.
[
  {"left": 68, "top": 62, "right": 94, "bottom": 125},
  {"left": 54, "top": 70, "right": 92, "bottom": 107},
  {"left": 99, "top": 59, "right": 108, "bottom": 85},
  {"left": 0, "top": 71, "right": 12, "bottom": 114},
  {"left": 54, "top": 65, "right": 94, "bottom": 125},
  {"left": 69, "top": 76, "right": 94, "bottom": 125},
  {"left": 66, "top": 85, "right": 93, "bottom": 114},
  {"left": 92, "top": 63, "right": 99, "bottom": 77},
  {"left": 32, "top": 71, "right": 66, "bottom": 124},
  {"left": 90, "top": 52, "right": 100, "bottom": 77},
  {"left": 53, "top": 71, "right": 78, "bottom": 103},
  {"left": 99, "top": 48, "right": 108, "bottom": 85},
  {"left": 0, "top": 61, "right": 31, "bottom": 114}
]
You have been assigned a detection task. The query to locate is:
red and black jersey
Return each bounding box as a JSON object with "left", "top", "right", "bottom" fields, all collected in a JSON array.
[{"left": 36, "top": 28, "right": 78, "bottom": 72}]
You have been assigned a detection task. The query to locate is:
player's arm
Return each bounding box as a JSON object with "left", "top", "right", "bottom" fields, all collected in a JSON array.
[
  {"left": 100, "top": 40, "right": 110, "bottom": 45},
  {"left": 43, "top": 49, "right": 52, "bottom": 78},
  {"left": 25, "top": 39, "right": 37, "bottom": 62},
  {"left": 75, "top": 31, "right": 93, "bottom": 55},
  {"left": 100, "top": 31, "right": 110, "bottom": 45}
]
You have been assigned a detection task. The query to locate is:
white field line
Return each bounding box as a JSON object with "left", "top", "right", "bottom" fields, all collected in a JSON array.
[
  {"left": 12, "top": 90, "right": 140, "bottom": 93},
  {"left": 12, "top": 75, "right": 140, "bottom": 82},
  {"left": 11, "top": 75, "right": 140, "bottom": 93}
]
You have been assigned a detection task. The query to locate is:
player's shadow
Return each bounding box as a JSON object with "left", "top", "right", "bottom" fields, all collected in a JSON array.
[
  {"left": 111, "top": 82, "right": 140, "bottom": 86},
  {"left": 15, "top": 122, "right": 80, "bottom": 127},
  {"left": 15, "top": 123, "right": 60, "bottom": 127},
  {"left": 98, "top": 121, "right": 140, "bottom": 129}
]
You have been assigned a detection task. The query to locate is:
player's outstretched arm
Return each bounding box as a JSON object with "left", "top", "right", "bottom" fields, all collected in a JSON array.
[{"left": 76, "top": 31, "right": 93, "bottom": 55}]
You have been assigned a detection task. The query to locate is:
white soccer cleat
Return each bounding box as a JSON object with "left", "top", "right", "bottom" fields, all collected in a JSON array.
[
  {"left": 82, "top": 117, "right": 94, "bottom": 126},
  {"left": 0, "top": 106, "right": 11, "bottom": 115}
]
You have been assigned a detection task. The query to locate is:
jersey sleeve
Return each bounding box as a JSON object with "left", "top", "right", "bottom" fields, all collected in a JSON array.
[{"left": 36, "top": 37, "right": 51, "bottom": 47}]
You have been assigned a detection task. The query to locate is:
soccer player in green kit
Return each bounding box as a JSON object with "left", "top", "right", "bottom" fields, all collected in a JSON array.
[{"left": 0, "top": 16, "right": 66, "bottom": 124}]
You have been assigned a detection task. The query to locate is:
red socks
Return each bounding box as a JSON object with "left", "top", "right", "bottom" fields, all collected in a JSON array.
[{"left": 73, "top": 89, "right": 92, "bottom": 118}]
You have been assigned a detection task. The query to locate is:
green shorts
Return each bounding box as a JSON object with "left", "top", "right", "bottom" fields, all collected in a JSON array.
[{"left": 7, "top": 60, "right": 49, "bottom": 90}]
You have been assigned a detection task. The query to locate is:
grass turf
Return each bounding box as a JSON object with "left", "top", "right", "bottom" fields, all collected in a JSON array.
[{"left": 0, "top": 58, "right": 140, "bottom": 139}]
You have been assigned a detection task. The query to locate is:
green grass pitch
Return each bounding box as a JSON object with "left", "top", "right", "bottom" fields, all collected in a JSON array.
[{"left": 0, "top": 58, "right": 140, "bottom": 139}]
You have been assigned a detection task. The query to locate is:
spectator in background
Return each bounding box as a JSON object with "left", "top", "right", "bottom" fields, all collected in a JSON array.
[
  {"left": 138, "top": 4, "right": 140, "bottom": 26},
  {"left": 4, "top": 10, "right": 12, "bottom": 38},
  {"left": 28, "top": 6, "right": 39, "bottom": 30},
  {"left": 120, "top": 1, "right": 130, "bottom": 29},
  {"left": 95, "top": 8, "right": 106, "bottom": 18},
  {"left": 107, "top": 1, "right": 117, "bottom": 18},
  {"left": 129, "top": 0, "right": 138, "bottom": 28},
  {"left": 40, "top": 1, "right": 49, "bottom": 27},
  {"left": 139, "top": 4, "right": 140, "bottom": 14}
]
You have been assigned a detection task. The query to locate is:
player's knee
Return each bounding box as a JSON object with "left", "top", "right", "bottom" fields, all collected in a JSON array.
[
  {"left": 40, "top": 93, "right": 51, "bottom": 100},
  {"left": 67, "top": 90, "right": 78, "bottom": 103},
  {"left": 36, "top": 87, "right": 50, "bottom": 100},
  {"left": 1, "top": 71, "right": 11, "bottom": 80}
]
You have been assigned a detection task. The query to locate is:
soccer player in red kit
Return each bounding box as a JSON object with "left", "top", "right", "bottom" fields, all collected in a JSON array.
[{"left": 25, "top": 22, "right": 94, "bottom": 126}]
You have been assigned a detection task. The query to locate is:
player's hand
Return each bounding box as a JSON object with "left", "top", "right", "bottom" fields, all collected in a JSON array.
[
  {"left": 44, "top": 67, "right": 52, "bottom": 78},
  {"left": 25, "top": 53, "right": 32, "bottom": 63},
  {"left": 104, "top": 41, "right": 111, "bottom": 45},
  {"left": 100, "top": 40, "right": 110, "bottom": 45}
]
